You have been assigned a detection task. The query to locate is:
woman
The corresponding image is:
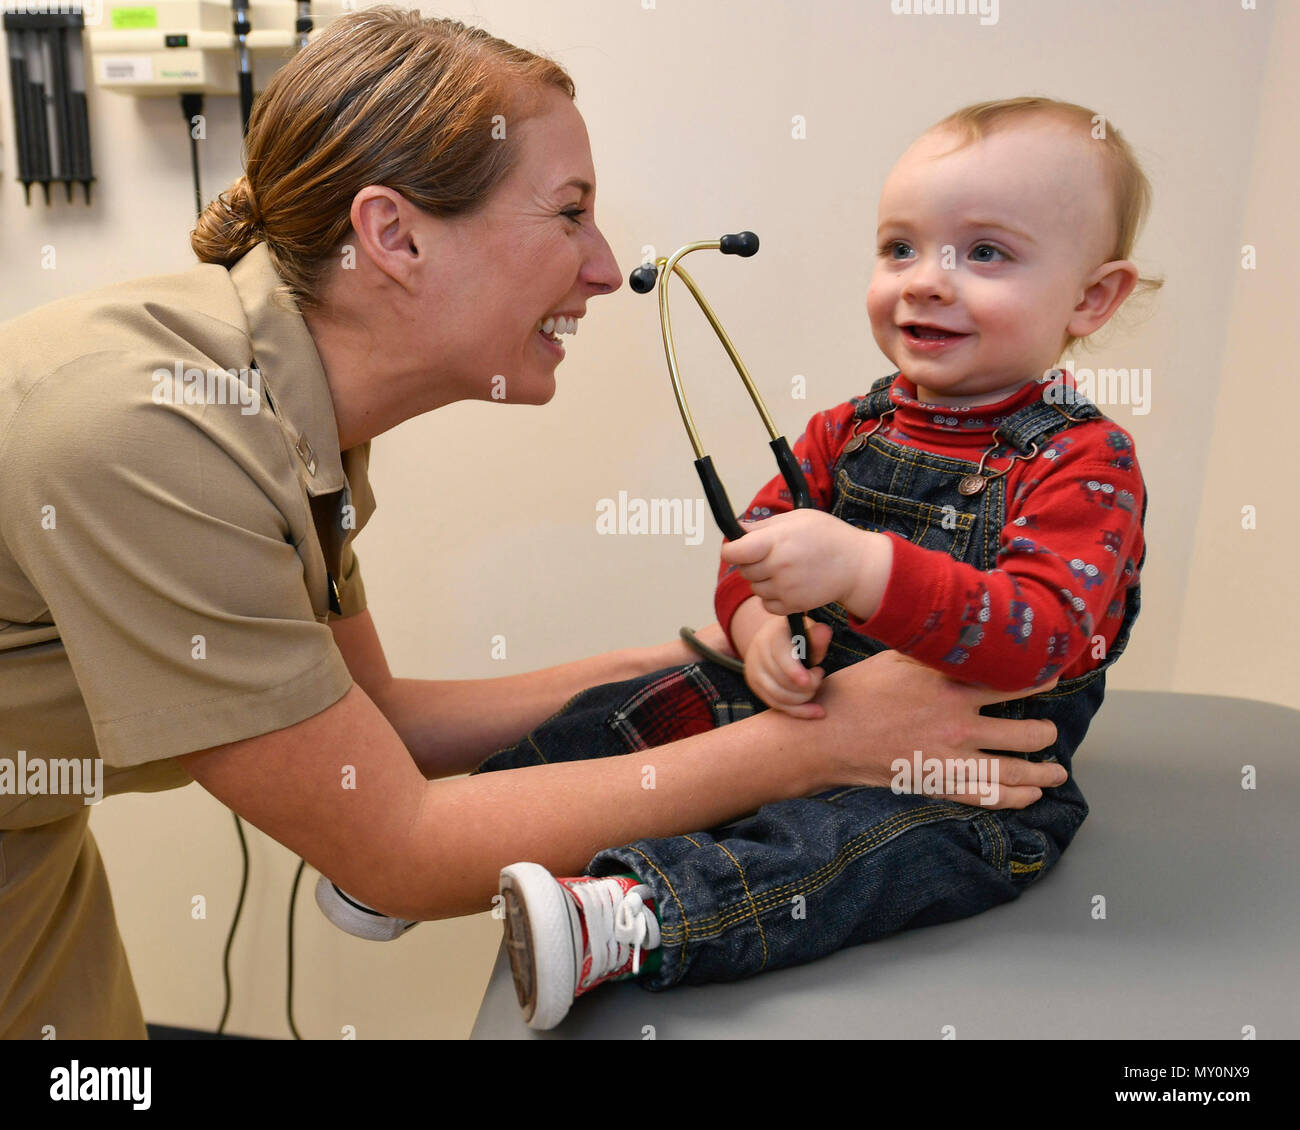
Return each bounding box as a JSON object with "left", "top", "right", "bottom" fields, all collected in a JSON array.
[{"left": 0, "top": 8, "right": 1062, "bottom": 1039}]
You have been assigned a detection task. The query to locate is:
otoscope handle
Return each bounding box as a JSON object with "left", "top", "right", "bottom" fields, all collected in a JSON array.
[{"left": 694, "top": 455, "right": 814, "bottom": 668}]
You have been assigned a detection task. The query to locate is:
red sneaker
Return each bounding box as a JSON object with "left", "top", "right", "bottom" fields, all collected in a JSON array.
[{"left": 498, "top": 863, "right": 661, "bottom": 1030}]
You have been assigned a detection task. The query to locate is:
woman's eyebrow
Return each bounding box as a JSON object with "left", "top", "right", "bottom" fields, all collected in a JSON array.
[{"left": 555, "top": 176, "right": 593, "bottom": 195}]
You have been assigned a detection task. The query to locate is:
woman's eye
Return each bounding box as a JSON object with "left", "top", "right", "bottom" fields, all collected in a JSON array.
[
  {"left": 971, "top": 243, "right": 1006, "bottom": 262},
  {"left": 562, "top": 208, "right": 587, "bottom": 224}
]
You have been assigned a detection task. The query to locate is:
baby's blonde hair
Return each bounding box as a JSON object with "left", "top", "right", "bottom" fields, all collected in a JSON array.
[{"left": 926, "top": 97, "right": 1162, "bottom": 354}]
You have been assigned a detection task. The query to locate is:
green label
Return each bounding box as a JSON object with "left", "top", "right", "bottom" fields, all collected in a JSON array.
[{"left": 111, "top": 7, "right": 158, "bottom": 30}]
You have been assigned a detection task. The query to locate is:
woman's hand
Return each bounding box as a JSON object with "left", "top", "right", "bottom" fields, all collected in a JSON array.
[
  {"left": 777, "top": 649, "right": 1066, "bottom": 810},
  {"left": 743, "top": 615, "right": 833, "bottom": 720}
]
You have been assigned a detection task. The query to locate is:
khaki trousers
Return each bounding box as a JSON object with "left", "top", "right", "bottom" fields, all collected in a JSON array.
[{"left": 0, "top": 809, "right": 147, "bottom": 1039}]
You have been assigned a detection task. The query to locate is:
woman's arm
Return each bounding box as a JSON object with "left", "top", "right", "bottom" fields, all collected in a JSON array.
[
  {"left": 179, "top": 648, "right": 1066, "bottom": 922},
  {"left": 329, "top": 610, "right": 727, "bottom": 777}
]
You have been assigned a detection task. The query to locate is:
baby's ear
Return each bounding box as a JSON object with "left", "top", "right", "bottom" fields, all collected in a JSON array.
[{"left": 1073, "top": 259, "right": 1140, "bottom": 337}]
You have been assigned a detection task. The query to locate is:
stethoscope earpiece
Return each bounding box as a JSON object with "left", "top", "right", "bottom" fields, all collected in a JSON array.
[
  {"left": 718, "top": 231, "right": 759, "bottom": 257},
  {"left": 629, "top": 264, "right": 659, "bottom": 293}
]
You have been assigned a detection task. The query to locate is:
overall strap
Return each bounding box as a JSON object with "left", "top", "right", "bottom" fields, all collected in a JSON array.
[
  {"left": 851, "top": 369, "right": 1104, "bottom": 451},
  {"left": 993, "top": 373, "right": 1103, "bottom": 455},
  {"left": 854, "top": 371, "right": 900, "bottom": 420}
]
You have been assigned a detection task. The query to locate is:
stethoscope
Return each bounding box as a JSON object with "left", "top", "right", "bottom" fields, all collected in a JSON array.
[{"left": 629, "top": 232, "right": 815, "bottom": 672}]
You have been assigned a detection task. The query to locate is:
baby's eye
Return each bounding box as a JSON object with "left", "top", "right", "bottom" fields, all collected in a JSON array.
[
  {"left": 877, "top": 240, "right": 913, "bottom": 260},
  {"left": 970, "top": 243, "right": 1007, "bottom": 262}
]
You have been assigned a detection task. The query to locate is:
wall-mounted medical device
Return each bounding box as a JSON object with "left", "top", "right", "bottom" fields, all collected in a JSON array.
[{"left": 87, "top": 0, "right": 344, "bottom": 97}]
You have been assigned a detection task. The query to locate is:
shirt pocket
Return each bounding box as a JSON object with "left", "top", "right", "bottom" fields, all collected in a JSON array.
[{"left": 830, "top": 468, "right": 975, "bottom": 560}]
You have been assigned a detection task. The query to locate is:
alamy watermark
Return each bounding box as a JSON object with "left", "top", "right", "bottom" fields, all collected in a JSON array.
[
  {"left": 892, "top": 749, "right": 1000, "bottom": 806},
  {"left": 890, "top": 0, "right": 999, "bottom": 27},
  {"left": 1, "top": 751, "right": 103, "bottom": 805},
  {"left": 49, "top": 1061, "right": 150, "bottom": 1110},
  {"left": 1046, "top": 361, "right": 1151, "bottom": 416},
  {"left": 595, "top": 491, "right": 706, "bottom": 546},
  {"left": 152, "top": 362, "right": 262, "bottom": 416}
]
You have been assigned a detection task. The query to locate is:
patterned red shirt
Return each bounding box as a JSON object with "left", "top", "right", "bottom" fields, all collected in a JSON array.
[{"left": 715, "top": 372, "right": 1146, "bottom": 690}]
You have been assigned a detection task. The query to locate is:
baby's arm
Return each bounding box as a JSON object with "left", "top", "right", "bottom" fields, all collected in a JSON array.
[
  {"left": 713, "top": 402, "right": 857, "bottom": 714},
  {"left": 714, "top": 399, "right": 856, "bottom": 640}
]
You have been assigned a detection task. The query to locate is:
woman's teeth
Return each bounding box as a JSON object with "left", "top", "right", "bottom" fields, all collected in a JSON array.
[{"left": 538, "top": 315, "right": 579, "bottom": 338}]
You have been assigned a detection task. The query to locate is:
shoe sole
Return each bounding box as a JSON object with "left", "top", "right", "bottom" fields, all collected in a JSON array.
[
  {"left": 499, "top": 863, "right": 577, "bottom": 1030},
  {"left": 314, "top": 876, "right": 419, "bottom": 941}
]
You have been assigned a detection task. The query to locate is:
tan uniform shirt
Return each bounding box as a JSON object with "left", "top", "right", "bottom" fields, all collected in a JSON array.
[{"left": 0, "top": 240, "right": 374, "bottom": 822}]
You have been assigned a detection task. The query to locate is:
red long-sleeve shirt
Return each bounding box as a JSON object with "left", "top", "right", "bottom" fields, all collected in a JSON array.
[{"left": 716, "top": 373, "right": 1146, "bottom": 691}]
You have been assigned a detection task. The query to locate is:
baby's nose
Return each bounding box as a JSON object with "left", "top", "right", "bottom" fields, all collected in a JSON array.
[{"left": 901, "top": 256, "right": 955, "bottom": 301}]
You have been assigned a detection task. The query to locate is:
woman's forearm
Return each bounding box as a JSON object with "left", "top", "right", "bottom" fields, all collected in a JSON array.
[
  {"left": 377, "top": 636, "right": 698, "bottom": 777},
  {"left": 401, "top": 706, "right": 816, "bottom": 919}
]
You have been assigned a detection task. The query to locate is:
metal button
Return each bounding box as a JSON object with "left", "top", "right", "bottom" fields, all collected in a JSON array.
[{"left": 295, "top": 433, "right": 317, "bottom": 476}]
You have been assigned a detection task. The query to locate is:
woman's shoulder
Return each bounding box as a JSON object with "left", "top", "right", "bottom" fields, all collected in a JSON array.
[
  {"left": 0, "top": 264, "right": 293, "bottom": 521},
  {"left": 0, "top": 260, "right": 250, "bottom": 410}
]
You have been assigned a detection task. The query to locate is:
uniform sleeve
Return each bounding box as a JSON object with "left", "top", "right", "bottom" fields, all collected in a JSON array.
[
  {"left": 331, "top": 543, "right": 368, "bottom": 621},
  {"left": 846, "top": 425, "right": 1146, "bottom": 691},
  {"left": 714, "top": 400, "right": 859, "bottom": 646},
  {"left": 0, "top": 360, "right": 354, "bottom": 767}
]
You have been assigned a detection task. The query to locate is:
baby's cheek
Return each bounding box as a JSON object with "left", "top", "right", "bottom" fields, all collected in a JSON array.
[{"left": 864, "top": 279, "right": 891, "bottom": 328}]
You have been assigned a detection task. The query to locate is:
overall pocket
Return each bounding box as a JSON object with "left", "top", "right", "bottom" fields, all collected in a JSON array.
[
  {"left": 605, "top": 662, "right": 757, "bottom": 754},
  {"left": 831, "top": 468, "right": 976, "bottom": 559}
]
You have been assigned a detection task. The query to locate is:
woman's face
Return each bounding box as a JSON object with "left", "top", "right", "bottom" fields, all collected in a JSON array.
[{"left": 429, "top": 87, "right": 623, "bottom": 405}]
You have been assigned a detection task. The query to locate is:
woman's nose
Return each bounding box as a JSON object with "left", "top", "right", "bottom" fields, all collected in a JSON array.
[{"left": 584, "top": 226, "right": 624, "bottom": 296}]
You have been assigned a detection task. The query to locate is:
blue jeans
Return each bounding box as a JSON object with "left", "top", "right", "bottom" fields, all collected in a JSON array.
[
  {"left": 476, "top": 373, "right": 1144, "bottom": 988},
  {"left": 475, "top": 656, "right": 1090, "bottom": 989}
]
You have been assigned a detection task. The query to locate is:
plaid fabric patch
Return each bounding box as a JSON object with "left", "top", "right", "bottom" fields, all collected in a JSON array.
[{"left": 606, "top": 664, "right": 753, "bottom": 753}]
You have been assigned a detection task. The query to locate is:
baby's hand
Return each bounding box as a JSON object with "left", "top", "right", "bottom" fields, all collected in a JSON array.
[
  {"left": 721, "top": 509, "right": 868, "bottom": 616},
  {"left": 744, "top": 615, "right": 833, "bottom": 719}
]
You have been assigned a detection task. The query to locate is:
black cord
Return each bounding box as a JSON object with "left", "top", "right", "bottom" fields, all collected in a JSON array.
[
  {"left": 179, "top": 92, "right": 204, "bottom": 216},
  {"left": 679, "top": 626, "right": 746, "bottom": 675},
  {"left": 287, "top": 860, "right": 306, "bottom": 1040},
  {"left": 216, "top": 809, "right": 249, "bottom": 1036}
]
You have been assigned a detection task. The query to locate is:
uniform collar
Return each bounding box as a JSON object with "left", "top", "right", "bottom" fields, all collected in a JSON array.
[
  {"left": 227, "top": 242, "right": 376, "bottom": 575},
  {"left": 228, "top": 242, "right": 348, "bottom": 496}
]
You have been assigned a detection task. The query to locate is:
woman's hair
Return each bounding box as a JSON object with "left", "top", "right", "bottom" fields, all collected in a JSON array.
[
  {"left": 925, "top": 96, "right": 1163, "bottom": 354},
  {"left": 191, "top": 6, "right": 575, "bottom": 311}
]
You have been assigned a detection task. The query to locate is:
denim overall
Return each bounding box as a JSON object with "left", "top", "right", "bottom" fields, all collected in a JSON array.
[{"left": 476, "top": 372, "right": 1146, "bottom": 989}]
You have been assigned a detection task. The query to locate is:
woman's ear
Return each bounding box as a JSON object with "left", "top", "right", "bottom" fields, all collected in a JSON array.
[
  {"left": 349, "top": 187, "right": 426, "bottom": 292},
  {"left": 1068, "top": 259, "right": 1139, "bottom": 339}
]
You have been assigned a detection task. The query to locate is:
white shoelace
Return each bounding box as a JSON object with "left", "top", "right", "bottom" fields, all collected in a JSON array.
[{"left": 569, "top": 878, "right": 662, "bottom": 988}]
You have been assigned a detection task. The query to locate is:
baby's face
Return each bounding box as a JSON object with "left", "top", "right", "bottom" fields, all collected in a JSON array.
[{"left": 866, "top": 119, "right": 1117, "bottom": 405}]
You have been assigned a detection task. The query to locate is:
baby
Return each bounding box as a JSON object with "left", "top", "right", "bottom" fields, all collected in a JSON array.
[{"left": 482, "top": 96, "right": 1154, "bottom": 1029}]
